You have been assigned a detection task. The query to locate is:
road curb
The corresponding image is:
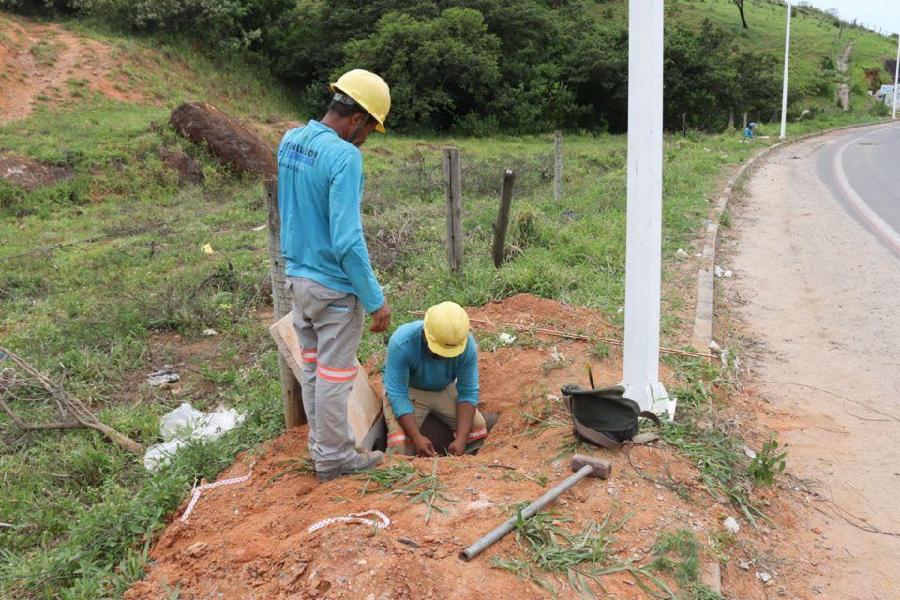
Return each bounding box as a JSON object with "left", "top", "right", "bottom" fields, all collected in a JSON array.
[{"left": 690, "top": 119, "right": 894, "bottom": 352}]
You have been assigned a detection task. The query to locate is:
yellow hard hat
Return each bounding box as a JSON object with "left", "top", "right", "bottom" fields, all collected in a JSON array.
[
  {"left": 423, "top": 301, "right": 470, "bottom": 358},
  {"left": 330, "top": 69, "right": 390, "bottom": 133}
]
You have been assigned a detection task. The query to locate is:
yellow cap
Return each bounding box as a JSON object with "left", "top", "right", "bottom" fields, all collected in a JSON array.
[
  {"left": 423, "top": 301, "right": 470, "bottom": 358},
  {"left": 330, "top": 69, "right": 391, "bottom": 133}
]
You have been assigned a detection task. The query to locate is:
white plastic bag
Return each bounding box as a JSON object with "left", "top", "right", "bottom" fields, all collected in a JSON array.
[{"left": 143, "top": 402, "right": 246, "bottom": 471}]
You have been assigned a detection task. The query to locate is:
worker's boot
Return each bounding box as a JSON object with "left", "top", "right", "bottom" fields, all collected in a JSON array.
[
  {"left": 316, "top": 450, "right": 384, "bottom": 482},
  {"left": 465, "top": 412, "right": 500, "bottom": 456}
]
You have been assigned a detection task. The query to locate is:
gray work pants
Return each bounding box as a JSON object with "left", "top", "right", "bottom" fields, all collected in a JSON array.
[{"left": 288, "top": 277, "right": 365, "bottom": 472}]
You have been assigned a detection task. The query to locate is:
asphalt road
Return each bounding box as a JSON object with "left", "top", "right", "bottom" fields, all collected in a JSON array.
[{"left": 818, "top": 124, "right": 900, "bottom": 256}]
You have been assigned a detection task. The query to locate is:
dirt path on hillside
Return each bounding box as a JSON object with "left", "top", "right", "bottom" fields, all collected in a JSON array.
[
  {"left": 0, "top": 15, "right": 138, "bottom": 123},
  {"left": 836, "top": 43, "right": 853, "bottom": 111},
  {"left": 722, "top": 128, "right": 900, "bottom": 599}
]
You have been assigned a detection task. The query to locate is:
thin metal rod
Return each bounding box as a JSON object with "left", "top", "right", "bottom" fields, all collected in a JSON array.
[{"left": 459, "top": 465, "right": 592, "bottom": 561}]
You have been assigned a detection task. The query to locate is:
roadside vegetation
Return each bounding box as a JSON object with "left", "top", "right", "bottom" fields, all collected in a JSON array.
[
  {"left": 0, "top": 0, "right": 892, "bottom": 596},
  {"left": 3, "top": 0, "right": 897, "bottom": 132}
]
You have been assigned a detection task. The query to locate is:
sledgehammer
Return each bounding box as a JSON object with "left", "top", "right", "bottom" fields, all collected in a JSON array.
[{"left": 459, "top": 454, "right": 611, "bottom": 561}]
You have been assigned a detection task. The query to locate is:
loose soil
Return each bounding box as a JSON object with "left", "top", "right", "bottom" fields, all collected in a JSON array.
[
  {"left": 127, "top": 294, "right": 816, "bottom": 600},
  {"left": 718, "top": 127, "right": 900, "bottom": 599},
  {"left": 0, "top": 154, "right": 74, "bottom": 190}
]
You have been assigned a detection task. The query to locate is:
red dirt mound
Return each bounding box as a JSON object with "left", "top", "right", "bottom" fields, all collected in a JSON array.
[{"left": 125, "top": 295, "right": 815, "bottom": 599}]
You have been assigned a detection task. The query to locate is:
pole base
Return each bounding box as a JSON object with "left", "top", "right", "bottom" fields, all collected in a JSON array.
[{"left": 621, "top": 380, "right": 675, "bottom": 421}]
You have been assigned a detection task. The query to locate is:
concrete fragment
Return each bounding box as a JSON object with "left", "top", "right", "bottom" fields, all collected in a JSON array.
[{"left": 723, "top": 516, "right": 741, "bottom": 534}]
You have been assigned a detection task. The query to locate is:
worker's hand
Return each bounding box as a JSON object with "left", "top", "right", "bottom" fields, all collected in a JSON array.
[
  {"left": 369, "top": 303, "right": 391, "bottom": 333},
  {"left": 412, "top": 435, "right": 436, "bottom": 457},
  {"left": 447, "top": 438, "right": 467, "bottom": 456}
]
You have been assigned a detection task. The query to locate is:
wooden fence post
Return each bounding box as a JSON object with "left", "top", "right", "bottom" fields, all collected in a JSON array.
[
  {"left": 728, "top": 110, "right": 735, "bottom": 131},
  {"left": 682, "top": 113, "right": 687, "bottom": 136},
  {"left": 553, "top": 129, "right": 563, "bottom": 202},
  {"left": 442, "top": 147, "right": 463, "bottom": 274},
  {"left": 491, "top": 169, "right": 516, "bottom": 268},
  {"left": 743, "top": 112, "right": 748, "bottom": 130},
  {"left": 265, "top": 177, "right": 305, "bottom": 428}
]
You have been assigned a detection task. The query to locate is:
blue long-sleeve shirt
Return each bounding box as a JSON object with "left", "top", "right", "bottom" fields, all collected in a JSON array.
[
  {"left": 277, "top": 120, "right": 384, "bottom": 313},
  {"left": 383, "top": 321, "right": 479, "bottom": 418}
]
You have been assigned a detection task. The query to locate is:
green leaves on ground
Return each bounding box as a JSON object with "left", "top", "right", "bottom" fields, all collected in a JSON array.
[
  {"left": 492, "top": 509, "right": 676, "bottom": 599},
  {"left": 357, "top": 458, "right": 453, "bottom": 523},
  {"left": 748, "top": 437, "right": 787, "bottom": 487},
  {"left": 651, "top": 529, "right": 724, "bottom": 600}
]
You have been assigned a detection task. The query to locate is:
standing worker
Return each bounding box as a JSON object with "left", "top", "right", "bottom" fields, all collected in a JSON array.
[
  {"left": 382, "top": 302, "right": 491, "bottom": 456},
  {"left": 743, "top": 122, "right": 757, "bottom": 142},
  {"left": 277, "top": 69, "right": 392, "bottom": 482}
]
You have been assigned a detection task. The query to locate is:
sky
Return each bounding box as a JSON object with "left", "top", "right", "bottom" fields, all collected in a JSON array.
[{"left": 803, "top": 0, "right": 900, "bottom": 36}]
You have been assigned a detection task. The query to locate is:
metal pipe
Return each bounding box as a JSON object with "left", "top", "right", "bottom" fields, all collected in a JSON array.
[{"left": 459, "top": 465, "right": 592, "bottom": 561}]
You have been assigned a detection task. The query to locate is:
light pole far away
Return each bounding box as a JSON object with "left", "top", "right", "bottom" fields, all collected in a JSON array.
[
  {"left": 780, "top": 0, "right": 792, "bottom": 139},
  {"left": 893, "top": 31, "right": 899, "bottom": 120},
  {"left": 621, "top": 0, "right": 670, "bottom": 415}
]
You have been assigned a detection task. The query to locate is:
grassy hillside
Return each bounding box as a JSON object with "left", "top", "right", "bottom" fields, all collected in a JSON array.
[
  {"left": 0, "top": 6, "right": 888, "bottom": 598},
  {"left": 593, "top": 0, "right": 898, "bottom": 121}
]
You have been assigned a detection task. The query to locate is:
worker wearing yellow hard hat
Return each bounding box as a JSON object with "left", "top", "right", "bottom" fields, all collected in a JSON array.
[
  {"left": 382, "top": 302, "right": 495, "bottom": 457},
  {"left": 276, "top": 68, "right": 392, "bottom": 482},
  {"left": 330, "top": 69, "right": 391, "bottom": 135}
]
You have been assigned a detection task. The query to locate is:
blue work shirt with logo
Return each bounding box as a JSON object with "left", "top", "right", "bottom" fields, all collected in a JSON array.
[
  {"left": 277, "top": 120, "right": 384, "bottom": 313},
  {"left": 383, "top": 321, "right": 479, "bottom": 418}
]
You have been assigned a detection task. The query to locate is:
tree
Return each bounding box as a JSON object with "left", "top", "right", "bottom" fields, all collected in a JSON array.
[
  {"left": 732, "top": 0, "right": 748, "bottom": 29},
  {"left": 342, "top": 8, "right": 502, "bottom": 130}
]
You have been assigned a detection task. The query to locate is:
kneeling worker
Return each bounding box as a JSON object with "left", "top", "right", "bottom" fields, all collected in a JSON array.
[{"left": 383, "top": 302, "right": 489, "bottom": 456}]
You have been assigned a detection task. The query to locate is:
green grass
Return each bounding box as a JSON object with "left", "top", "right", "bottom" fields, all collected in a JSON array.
[
  {"left": 29, "top": 38, "right": 64, "bottom": 67},
  {"left": 651, "top": 529, "right": 723, "bottom": 600},
  {"left": 492, "top": 508, "right": 676, "bottom": 598},
  {"left": 357, "top": 460, "right": 419, "bottom": 494},
  {"left": 387, "top": 457, "right": 454, "bottom": 523},
  {"left": 0, "top": 10, "right": 871, "bottom": 599}
]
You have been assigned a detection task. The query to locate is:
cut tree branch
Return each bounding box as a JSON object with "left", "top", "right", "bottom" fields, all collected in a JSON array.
[{"left": 0, "top": 347, "right": 143, "bottom": 454}]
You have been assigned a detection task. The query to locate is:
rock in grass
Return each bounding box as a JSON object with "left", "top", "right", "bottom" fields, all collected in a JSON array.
[
  {"left": 170, "top": 102, "right": 275, "bottom": 177},
  {"left": 158, "top": 147, "right": 204, "bottom": 185}
]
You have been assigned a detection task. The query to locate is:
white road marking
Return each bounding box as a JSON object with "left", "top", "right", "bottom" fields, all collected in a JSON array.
[{"left": 832, "top": 129, "right": 900, "bottom": 256}]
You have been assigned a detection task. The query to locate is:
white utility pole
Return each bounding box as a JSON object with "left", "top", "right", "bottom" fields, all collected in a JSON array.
[
  {"left": 621, "top": 0, "right": 670, "bottom": 415},
  {"left": 780, "top": 0, "right": 792, "bottom": 139},
  {"left": 892, "top": 33, "right": 899, "bottom": 120}
]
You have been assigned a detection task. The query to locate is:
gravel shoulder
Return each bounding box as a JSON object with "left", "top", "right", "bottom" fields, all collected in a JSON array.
[{"left": 722, "top": 125, "right": 900, "bottom": 599}]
